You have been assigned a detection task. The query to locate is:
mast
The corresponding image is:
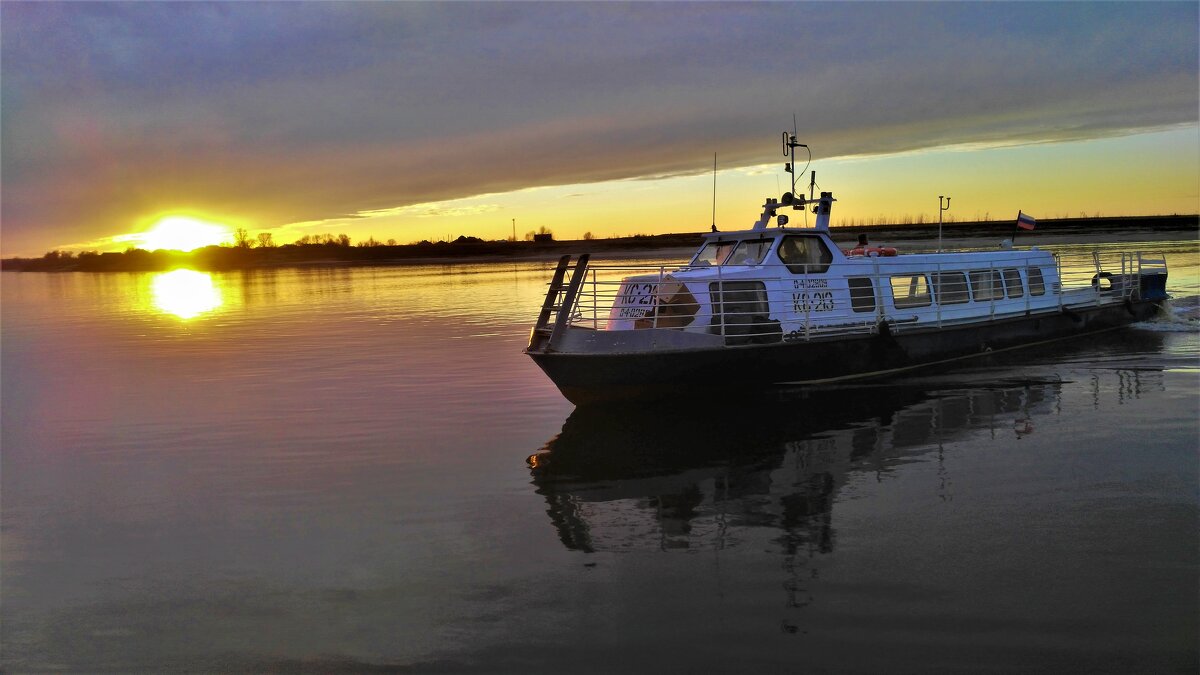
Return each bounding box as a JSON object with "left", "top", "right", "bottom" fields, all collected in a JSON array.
[{"left": 750, "top": 129, "right": 834, "bottom": 231}]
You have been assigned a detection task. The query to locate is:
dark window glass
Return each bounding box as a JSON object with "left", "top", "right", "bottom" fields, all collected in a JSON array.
[
  {"left": 777, "top": 236, "right": 833, "bottom": 274},
  {"left": 932, "top": 272, "right": 970, "bottom": 305},
  {"left": 708, "top": 281, "right": 780, "bottom": 345},
  {"left": 1002, "top": 268, "right": 1024, "bottom": 298},
  {"left": 969, "top": 270, "right": 1004, "bottom": 301},
  {"left": 848, "top": 277, "right": 876, "bottom": 313},
  {"left": 1028, "top": 267, "right": 1046, "bottom": 296}
]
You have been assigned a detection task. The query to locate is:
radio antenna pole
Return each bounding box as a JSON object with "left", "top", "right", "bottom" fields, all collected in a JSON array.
[
  {"left": 711, "top": 152, "right": 717, "bottom": 232},
  {"left": 782, "top": 119, "right": 808, "bottom": 200},
  {"left": 792, "top": 114, "right": 798, "bottom": 197}
]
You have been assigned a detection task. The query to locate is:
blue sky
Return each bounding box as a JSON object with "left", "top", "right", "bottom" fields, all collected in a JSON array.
[{"left": 2, "top": 2, "right": 1196, "bottom": 254}]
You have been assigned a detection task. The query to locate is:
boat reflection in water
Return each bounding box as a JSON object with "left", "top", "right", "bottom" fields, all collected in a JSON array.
[
  {"left": 526, "top": 329, "right": 1179, "bottom": 645},
  {"left": 529, "top": 378, "right": 1066, "bottom": 556}
]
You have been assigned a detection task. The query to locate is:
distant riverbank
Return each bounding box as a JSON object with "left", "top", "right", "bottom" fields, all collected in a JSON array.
[{"left": 4, "top": 214, "right": 1194, "bottom": 272}]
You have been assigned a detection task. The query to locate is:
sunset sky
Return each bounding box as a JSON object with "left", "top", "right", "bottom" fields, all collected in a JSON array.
[{"left": 2, "top": 2, "right": 1197, "bottom": 256}]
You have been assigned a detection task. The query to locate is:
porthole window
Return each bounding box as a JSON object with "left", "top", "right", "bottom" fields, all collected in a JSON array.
[{"left": 848, "top": 277, "right": 876, "bottom": 313}]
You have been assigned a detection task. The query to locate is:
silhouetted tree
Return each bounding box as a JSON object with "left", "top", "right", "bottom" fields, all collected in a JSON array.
[
  {"left": 234, "top": 228, "right": 253, "bottom": 248},
  {"left": 256, "top": 232, "right": 276, "bottom": 248}
]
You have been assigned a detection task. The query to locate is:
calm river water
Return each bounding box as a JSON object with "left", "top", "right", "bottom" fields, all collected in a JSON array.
[{"left": 3, "top": 239, "right": 1198, "bottom": 673}]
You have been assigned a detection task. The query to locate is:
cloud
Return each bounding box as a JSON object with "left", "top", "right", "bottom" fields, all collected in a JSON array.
[
  {"left": 1, "top": 2, "right": 1196, "bottom": 254},
  {"left": 357, "top": 202, "right": 502, "bottom": 219}
]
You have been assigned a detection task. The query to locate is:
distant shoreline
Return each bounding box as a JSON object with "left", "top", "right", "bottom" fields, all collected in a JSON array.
[{"left": 3, "top": 214, "right": 1195, "bottom": 272}]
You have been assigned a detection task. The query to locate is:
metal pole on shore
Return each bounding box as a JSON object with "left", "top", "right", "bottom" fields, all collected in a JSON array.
[{"left": 938, "top": 196, "right": 951, "bottom": 252}]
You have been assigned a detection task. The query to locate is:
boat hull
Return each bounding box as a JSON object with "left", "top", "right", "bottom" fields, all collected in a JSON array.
[{"left": 527, "top": 298, "right": 1164, "bottom": 405}]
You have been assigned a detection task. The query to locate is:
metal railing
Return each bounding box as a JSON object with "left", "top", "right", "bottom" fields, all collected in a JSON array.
[
  {"left": 1057, "top": 250, "right": 1166, "bottom": 307},
  {"left": 535, "top": 249, "right": 1166, "bottom": 346}
]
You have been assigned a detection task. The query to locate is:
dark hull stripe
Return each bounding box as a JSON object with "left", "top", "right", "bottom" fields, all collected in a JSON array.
[{"left": 528, "top": 300, "right": 1163, "bottom": 405}]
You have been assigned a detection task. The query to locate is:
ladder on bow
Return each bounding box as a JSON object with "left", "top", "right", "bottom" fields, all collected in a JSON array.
[{"left": 527, "top": 254, "right": 590, "bottom": 353}]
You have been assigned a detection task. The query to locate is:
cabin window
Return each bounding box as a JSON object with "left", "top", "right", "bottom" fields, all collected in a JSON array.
[
  {"left": 777, "top": 235, "right": 833, "bottom": 274},
  {"left": 890, "top": 274, "right": 931, "bottom": 308},
  {"left": 932, "top": 272, "right": 970, "bottom": 305},
  {"left": 708, "top": 281, "right": 780, "bottom": 345},
  {"left": 1002, "top": 268, "right": 1024, "bottom": 298},
  {"left": 692, "top": 241, "right": 736, "bottom": 267},
  {"left": 726, "top": 239, "right": 773, "bottom": 266},
  {"left": 848, "top": 277, "right": 876, "bottom": 313},
  {"left": 969, "top": 270, "right": 1004, "bottom": 301},
  {"left": 1027, "top": 266, "right": 1046, "bottom": 296}
]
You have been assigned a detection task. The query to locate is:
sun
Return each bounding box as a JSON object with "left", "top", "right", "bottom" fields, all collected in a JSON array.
[{"left": 138, "top": 216, "right": 232, "bottom": 251}]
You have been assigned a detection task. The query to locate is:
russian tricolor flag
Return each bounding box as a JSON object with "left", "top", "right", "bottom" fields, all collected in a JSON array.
[{"left": 1016, "top": 211, "right": 1036, "bottom": 231}]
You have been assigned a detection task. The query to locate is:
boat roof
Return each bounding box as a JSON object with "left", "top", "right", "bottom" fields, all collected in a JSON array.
[
  {"left": 701, "top": 226, "right": 825, "bottom": 241},
  {"left": 692, "top": 225, "right": 1052, "bottom": 267}
]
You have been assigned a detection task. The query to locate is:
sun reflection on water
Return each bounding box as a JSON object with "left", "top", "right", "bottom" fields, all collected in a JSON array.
[{"left": 151, "top": 269, "right": 223, "bottom": 319}]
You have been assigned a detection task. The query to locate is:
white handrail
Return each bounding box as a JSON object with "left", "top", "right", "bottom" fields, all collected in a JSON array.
[{"left": 552, "top": 249, "right": 1164, "bottom": 343}]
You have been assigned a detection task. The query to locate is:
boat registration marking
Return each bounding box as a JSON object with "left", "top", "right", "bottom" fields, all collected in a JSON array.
[
  {"left": 793, "top": 291, "right": 835, "bottom": 313},
  {"left": 616, "top": 282, "right": 658, "bottom": 319},
  {"left": 794, "top": 279, "right": 829, "bottom": 289}
]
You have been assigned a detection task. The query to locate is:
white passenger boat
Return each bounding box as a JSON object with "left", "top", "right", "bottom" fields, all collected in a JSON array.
[{"left": 526, "top": 134, "right": 1169, "bottom": 405}]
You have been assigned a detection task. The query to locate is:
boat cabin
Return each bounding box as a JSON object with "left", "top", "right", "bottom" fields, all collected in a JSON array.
[{"left": 605, "top": 222, "right": 1060, "bottom": 347}]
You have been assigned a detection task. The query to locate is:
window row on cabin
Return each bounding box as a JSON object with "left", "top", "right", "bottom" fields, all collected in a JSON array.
[{"left": 849, "top": 267, "right": 1046, "bottom": 313}]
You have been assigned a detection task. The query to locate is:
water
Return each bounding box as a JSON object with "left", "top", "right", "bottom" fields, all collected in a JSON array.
[{"left": 2, "top": 240, "right": 1197, "bottom": 672}]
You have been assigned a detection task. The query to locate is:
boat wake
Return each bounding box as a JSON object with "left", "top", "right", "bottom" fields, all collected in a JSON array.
[{"left": 1136, "top": 295, "right": 1200, "bottom": 332}]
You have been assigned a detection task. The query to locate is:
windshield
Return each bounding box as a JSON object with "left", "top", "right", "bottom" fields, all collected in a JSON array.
[
  {"left": 691, "top": 242, "right": 735, "bottom": 266},
  {"left": 692, "top": 239, "right": 773, "bottom": 267},
  {"left": 726, "top": 240, "right": 773, "bottom": 266}
]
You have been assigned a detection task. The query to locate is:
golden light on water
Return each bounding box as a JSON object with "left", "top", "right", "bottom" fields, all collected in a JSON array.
[
  {"left": 151, "top": 269, "right": 223, "bottom": 319},
  {"left": 138, "top": 216, "right": 232, "bottom": 251}
]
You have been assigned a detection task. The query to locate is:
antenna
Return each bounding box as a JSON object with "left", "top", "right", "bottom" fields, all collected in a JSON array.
[
  {"left": 781, "top": 122, "right": 808, "bottom": 201},
  {"left": 711, "top": 152, "right": 717, "bottom": 232},
  {"left": 791, "top": 114, "right": 798, "bottom": 198}
]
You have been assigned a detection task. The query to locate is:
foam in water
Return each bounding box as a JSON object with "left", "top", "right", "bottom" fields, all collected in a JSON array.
[{"left": 1136, "top": 294, "right": 1200, "bottom": 332}]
